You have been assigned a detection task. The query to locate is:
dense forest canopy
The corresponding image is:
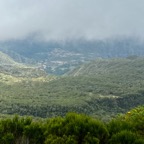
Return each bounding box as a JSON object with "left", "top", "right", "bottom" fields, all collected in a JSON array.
[{"left": 0, "top": 106, "right": 144, "bottom": 144}]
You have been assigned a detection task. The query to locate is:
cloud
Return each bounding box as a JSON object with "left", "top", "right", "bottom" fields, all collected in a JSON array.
[{"left": 0, "top": 0, "right": 144, "bottom": 41}]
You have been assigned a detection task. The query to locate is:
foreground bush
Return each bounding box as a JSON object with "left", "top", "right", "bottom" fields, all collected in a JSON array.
[
  {"left": 0, "top": 106, "right": 144, "bottom": 144},
  {"left": 45, "top": 113, "right": 108, "bottom": 144},
  {"left": 109, "top": 130, "right": 144, "bottom": 144}
]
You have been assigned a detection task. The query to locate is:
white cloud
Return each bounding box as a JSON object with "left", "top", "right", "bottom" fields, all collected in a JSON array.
[{"left": 0, "top": 0, "right": 144, "bottom": 40}]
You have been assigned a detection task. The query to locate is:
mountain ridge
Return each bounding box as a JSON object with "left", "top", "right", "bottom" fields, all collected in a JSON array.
[
  {"left": 0, "top": 37, "right": 144, "bottom": 75},
  {"left": 0, "top": 51, "right": 46, "bottom": 77}
]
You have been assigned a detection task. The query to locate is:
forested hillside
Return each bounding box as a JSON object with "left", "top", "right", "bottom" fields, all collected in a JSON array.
[{"left": 0, "top": 57, "right": 144, "bottom": 120}]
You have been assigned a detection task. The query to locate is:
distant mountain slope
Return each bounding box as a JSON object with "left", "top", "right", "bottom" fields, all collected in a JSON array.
[
  {"left": 68, "top": 57, "right": 144, "bottom": 78},
  {"left": 0, "top": 37, "right": 144, "bottom": 75},
  {"left": 0, "top": 51, "right": 18, "bottom": 65},
  {"left": 0, "top": 51, "right": 46, "bottom": 77}
]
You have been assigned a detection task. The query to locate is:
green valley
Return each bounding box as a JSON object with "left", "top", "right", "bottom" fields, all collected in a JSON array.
[
  {"left": 0, "top": 56, "right": 144, "bottom": 120},
  {"left": 1, "top": 1, "right": 144, "bottom": 143}
]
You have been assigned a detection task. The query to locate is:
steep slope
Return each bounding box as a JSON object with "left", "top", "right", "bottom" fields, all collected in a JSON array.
[
  {"left": 68, "top": 56, "right": 144, "bottom": 78},
  {"left": 0, "top": 51, "right": 46, "bottom": 77},
  {"left": 0, "top": 51, "right": 18, "bottom": 65}
]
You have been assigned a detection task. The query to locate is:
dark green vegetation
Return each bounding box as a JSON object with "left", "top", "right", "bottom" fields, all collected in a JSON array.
[
  {"left": 0, "top": 106, "right": 144, "bottom": 144},
  {"left": 0, "top": 57, "right": 144, "bottom": 120}
]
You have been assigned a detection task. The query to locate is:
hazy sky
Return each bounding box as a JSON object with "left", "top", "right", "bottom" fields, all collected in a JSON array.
[{"left": 0, "top": 0, "right": 144, "bottom": 41}]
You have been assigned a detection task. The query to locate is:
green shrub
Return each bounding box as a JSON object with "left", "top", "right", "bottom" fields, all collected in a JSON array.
[
  {"left": 45, "top": 113, "right": 109, "bottom": 144},
  {"left": 109, "top": 130, "right": 142, "bottom": 144},
  {"left": 45, "top": 135, "right": 77, "bottom": 144}
]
